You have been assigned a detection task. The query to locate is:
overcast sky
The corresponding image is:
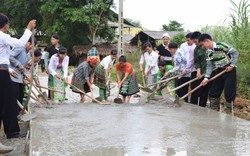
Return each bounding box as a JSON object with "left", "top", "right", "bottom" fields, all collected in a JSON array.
[{"left": 113, "top": 0, "right": 243, "bottom": 31}]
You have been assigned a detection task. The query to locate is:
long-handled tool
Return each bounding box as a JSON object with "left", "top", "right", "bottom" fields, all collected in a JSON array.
[
  {"left": 21, "top": 29, "right": 35, "bottom": 114},
  {"left": 33, "top": 84, "right": 50, "bottom": 105},
  {"left": 114, "top": 87, "right": 123, "bottom": 104},
  {"left": 64, "top": 81, "right": 105, "bottom": 105},
  {"left": 141, "top": 71, "right": 146, "bottom": 87},
  {"left": 168, "top": 74, "right": 205, "bottom": 92},
  {"left": 138, "top": 71, "right": 154, "bottom": 93},
  {"left": 139, "top": 74, "right": 182, "bottom": 94},
  {"left": 38, "top": 85, "right": 65, "bottom": 94},
  {"left": 17, "top": 100, "right": 37, "bottom": 122},
  {"left": 174, "top": 70, "right": 227, "bottom": 107},
  {"left": 147, "top": 74, "right": 183, "bottom": 88}
]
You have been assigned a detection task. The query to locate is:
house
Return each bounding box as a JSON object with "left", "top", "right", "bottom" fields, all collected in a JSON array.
[{"left": 130, "top": 31, "right": 181, "bottom": 48}]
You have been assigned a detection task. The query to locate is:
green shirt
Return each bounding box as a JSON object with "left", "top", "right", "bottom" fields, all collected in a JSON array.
[
  {"left": 157, "top": 65, "right": 174, "bottom": 81},
  {"left": 194, "top": 46, "right": 207, "bottom": 74}
]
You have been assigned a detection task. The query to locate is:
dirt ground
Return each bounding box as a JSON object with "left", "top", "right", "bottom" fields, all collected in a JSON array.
[{"left": 233, "top": 97, "right": 250, "bottom": 120}]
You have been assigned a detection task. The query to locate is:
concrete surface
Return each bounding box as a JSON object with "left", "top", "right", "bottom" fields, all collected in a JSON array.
[{"left": 30, "top": 102, "right": 250, "bottom": 156}]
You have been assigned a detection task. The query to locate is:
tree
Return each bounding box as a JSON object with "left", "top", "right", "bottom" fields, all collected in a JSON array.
[
  {"left": 40, "top": 0, "right": 115, "bottom": 48},
  {"left": 162, "top": 20, "right": 184, "bottom": 31},
  {"left": 171, "top": 32, "right": 186, "bottom": 47},
  {"left": 0, "top": 0, "right": 42, "bottom": 34},
  {"left": 63, "top": 0, "right": 114, "bottom": 45}
]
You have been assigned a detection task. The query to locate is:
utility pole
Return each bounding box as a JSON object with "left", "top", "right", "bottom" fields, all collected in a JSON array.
[{"left": 118, "top": 0, "right": 124, "bottom": 56}]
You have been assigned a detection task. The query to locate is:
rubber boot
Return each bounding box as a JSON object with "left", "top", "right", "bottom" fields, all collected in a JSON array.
[
  {"left": 225, "top": 101, "right": 233, "bottom": 115},
  {"left": 0, "top": 142, "right": 13, "bottom": 154},
  {"left": 210, "top": 97, "right": 220, "bottom": 111}
]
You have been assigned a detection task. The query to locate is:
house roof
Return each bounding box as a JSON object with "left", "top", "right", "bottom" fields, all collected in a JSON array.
[
  {"left": 137, "top": 31, "right": 180, "bottom": 40},
  {"left": 130, "top": 31, "right": 182, "bottom": 45},
  {"left": 109, "top": 10, "right": 135, "bottom": 28},
  {"left": 107, "top": 21, "right": 134, "bottom": 28}
]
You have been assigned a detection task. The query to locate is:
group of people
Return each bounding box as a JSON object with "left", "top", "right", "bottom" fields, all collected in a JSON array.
[
  {"left": 138, "top": 32, "right": 238, "bottom": 115},
  {"left": 0, "top": 12, "right": 239, "bottom": 154}
]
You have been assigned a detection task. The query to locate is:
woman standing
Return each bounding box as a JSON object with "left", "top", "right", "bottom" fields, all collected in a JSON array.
[
  {"left": 116, "top": 55, "right": 139, "bottom": 103},
  {"left": 139, "top": 42, "right": 159, "bottom": 86},
  {"left": 94, "top": 50, "right": 117, "bottom": 102},
  {"left": 71, "top": 57, "right": 98, "bottom": 103},
  {"left": 48, "top": 47, "right": 69, "bottom": 104}
]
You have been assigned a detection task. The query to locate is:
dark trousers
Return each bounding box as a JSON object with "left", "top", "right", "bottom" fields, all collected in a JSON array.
[
  {"left": 190, "top": 71, "right": 201, "bottom": 104},
  {"left": 12, "top": 82, "right": 24, "bottom": 113},
  {"left": 195, "top": 79, "right": 209, "bottom": 107},
  {"left": 209, "top": 68, "right": 237, "bottom": 103},
  {"left": 177, "top": 77, "right": 190, "bottom": 102},
  {"left": 40, "top": 59, "right": 45, "bottom": 72},
  {"left": 0, "top": 70, "right": 20, "bottom": 136}
]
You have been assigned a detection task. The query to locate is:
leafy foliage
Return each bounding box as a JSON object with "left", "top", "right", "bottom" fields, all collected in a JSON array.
[
  {"left": 200, "top": 0, "right": 250, "bottom": 98},
  {"left": 162, "top": 20, "right": 184, "bottom": 31},
  {"left": 0, "top": 0, "right": 42, "bottom": 34},
  {"left": 62, "top": 0, "right": 114, "bottom": 44},
  {"left": 170, "top": 32, "right": 186, "bottom": 47}
]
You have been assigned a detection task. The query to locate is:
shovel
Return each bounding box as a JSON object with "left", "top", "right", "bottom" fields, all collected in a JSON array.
[
  {"left": 174, "top": 69, "right": 227, "bottom": 107},
  {"left": 138, "top": 84, "right": 154, "bottom": 93},
  {"left": 17, "top": 100, "right": 37, "bottom": 122},
  {"left": 64, "top": 80, "right": 106, "bottom": 105},
  {"left": 114, "top": 87, "right": 123, "bottom": 104},
  {"left": 145, "top": 76, "right": 171, "bottom": 103}
]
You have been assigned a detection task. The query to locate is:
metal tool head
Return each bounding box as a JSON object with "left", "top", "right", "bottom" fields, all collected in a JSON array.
[
  {"left": 114, "top": 97, "right": 124, "bottom": 104},
  {"left": 20, "top": 113, "right": 37, "bottom": 122}
]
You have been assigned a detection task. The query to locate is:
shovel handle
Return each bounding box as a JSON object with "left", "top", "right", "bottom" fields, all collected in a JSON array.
[
  {"left": 147, "top": 74, "right": 181, "bottom": 87},
  {"left": 38, "top": 85, "right": 65, "bottom": 94},
  {"left": 180, "top": 70, "right": 227, "bottom": 100},
  {"left": 169, "top": 74, "right": 205, "bottom": 92},
  {"left": 141, "top": 71, "right": 146, "bottom": 87},
  {"left": 33, "top": 85, "right": 50, "bottom": 105},
  {"left": 65, "top": 81, "right": 103, "bottom": 104},
  {"left": 17, "top": 100, "right": 28, "bottom": 114}
]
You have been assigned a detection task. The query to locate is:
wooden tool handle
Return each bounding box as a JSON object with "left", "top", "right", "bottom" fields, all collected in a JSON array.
[
  {"left": 65, "top": 81, "right": 103, "bottom": 104},
  {"left": 141, "top": 71, "right": 146, "bottom": 87},
  {"left": 180, "top": 70, "right": 227, "bottom": 100}
]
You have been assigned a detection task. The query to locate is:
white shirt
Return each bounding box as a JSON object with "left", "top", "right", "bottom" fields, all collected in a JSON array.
[
  {"left": 100, "top": 55, "right": 115, "bottom": 69},
  {"left": 180, "top": 42, "right": 196, "bottom": 74},
  {"left": 41, "top": 51, "right": 46, "bottom": 59},
  {"left": 0, "top": 29, "right": 32, "bottom": 65},
  {"left": 139, "top": 50, "right": 159, "bottom": 75},
  {"left": 48, "top": 54, "right": 69, "bottom": 78}
]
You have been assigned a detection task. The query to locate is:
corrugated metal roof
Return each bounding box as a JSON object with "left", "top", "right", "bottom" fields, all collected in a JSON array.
[{"left": 141, "top": 31, "right": 180, "bottom": 39}]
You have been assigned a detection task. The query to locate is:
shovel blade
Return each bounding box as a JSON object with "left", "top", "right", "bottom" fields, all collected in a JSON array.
[
  {"left": 114, "top": 98, "right": 123, "bottom": 104},
  {"left": 20, "top": 113, "right": 37, "bottom": 122}
]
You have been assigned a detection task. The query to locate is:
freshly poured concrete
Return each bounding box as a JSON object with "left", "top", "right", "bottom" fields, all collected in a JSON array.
[{"left": 30, "top": 103, "right": 250, "bottom": 156}]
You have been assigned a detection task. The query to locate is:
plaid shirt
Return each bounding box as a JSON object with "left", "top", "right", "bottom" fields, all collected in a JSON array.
[{"left": 87, "top": 49, "right": 99, "bottom": 56}]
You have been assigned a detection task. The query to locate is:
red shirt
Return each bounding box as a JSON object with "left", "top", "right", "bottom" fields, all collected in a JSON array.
[{"left": 116, "top": 62, "right": 133, "bottom": 74}]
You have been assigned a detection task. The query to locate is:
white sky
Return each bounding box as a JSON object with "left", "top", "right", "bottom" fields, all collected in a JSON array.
[{"left": 113, "top": 0, "right": 243, "bottom": 31}]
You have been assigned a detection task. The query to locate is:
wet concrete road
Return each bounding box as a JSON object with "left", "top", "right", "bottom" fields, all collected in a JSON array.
[{"left": 30, "top": 103, "right": 250, "bottom": 156}]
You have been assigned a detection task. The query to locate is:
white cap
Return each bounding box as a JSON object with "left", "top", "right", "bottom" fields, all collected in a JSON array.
[{"left": 162, "top": 33, "right": 170, "bottom": 39}]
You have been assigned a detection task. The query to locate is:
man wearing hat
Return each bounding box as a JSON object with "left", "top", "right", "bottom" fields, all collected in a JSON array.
[{"left": 155, "top": 33, "right": 172, "bottom": 65}]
